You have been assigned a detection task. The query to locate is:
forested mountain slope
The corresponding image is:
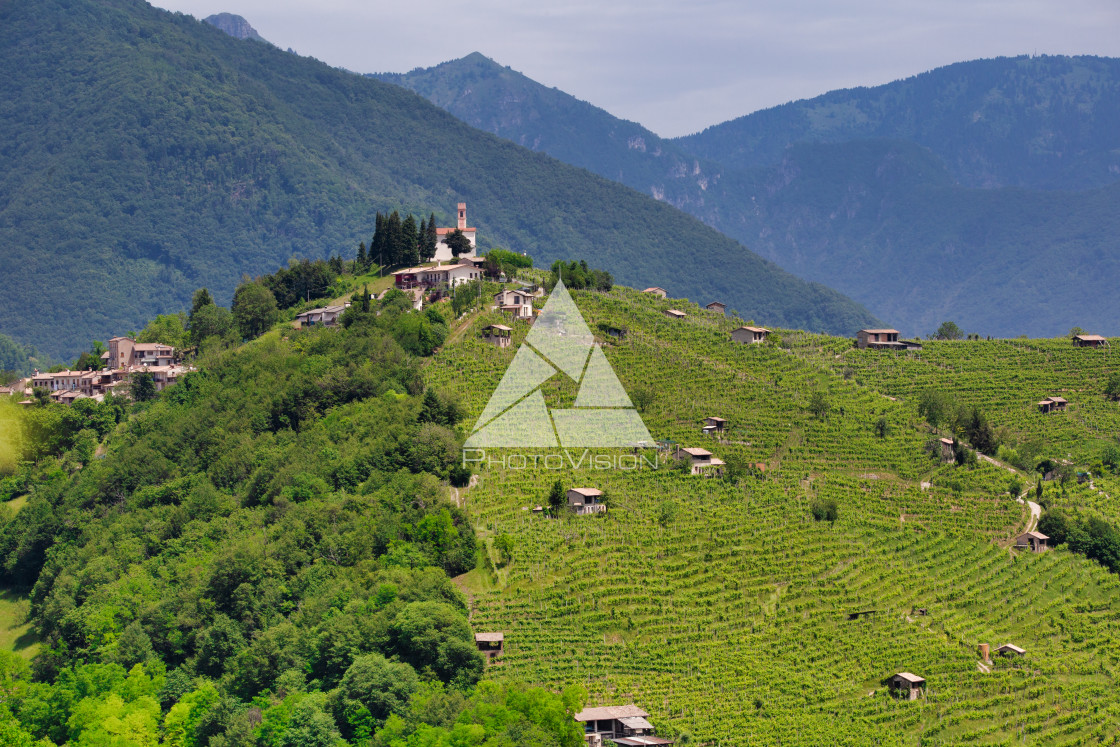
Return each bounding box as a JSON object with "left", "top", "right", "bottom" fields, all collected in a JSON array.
[
  {"left": 380, "top": 54, "right": 1120, "bottom": 338},
  {"left": 0, "top": 0, "right": 875, "bottom": 359}
]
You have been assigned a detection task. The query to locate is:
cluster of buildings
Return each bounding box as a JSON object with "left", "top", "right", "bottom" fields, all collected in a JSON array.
[{"left": 6, "top": 336, "right": 188, "bottom": 406}]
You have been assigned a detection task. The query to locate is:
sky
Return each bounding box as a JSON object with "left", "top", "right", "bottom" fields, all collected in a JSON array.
[{"left": 151, "top": 0, "right": 1120, "bottom": 138}]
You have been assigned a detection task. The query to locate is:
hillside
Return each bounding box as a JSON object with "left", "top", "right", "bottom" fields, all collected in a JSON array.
[
  {"left": 677, "top": 55, "right": 1120, "bottom": 191},
  {"left": 379, "top": 53, "right": 1120, "bottom": 338},
  {"left": 0, "top": 0, "right": 876, "bottom": 359},
  {"left": 4, "top": 270, "right": 1120, "bottom": 742},
  {"left": 425, "top": 288, "right": 1120, "bottom": 743}
]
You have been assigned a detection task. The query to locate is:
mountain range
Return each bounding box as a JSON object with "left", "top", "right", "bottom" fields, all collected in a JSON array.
[
  {"left": 377, "top": 53, "right": 1120, "bottom": 338},
  {"left": 0, "top": 0, "right": 876, "bottom": 360}
]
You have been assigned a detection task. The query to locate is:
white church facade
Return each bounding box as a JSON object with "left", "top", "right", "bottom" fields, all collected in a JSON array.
[{"left": 433, "top": 202, "right": 478, "bottom": 262}]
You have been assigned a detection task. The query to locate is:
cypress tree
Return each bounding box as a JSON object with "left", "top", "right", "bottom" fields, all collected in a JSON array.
[
  {"left": 423, "top": 212, "right": 439, "bottom": 262},
  {"left": 401, "top": 214, "right": 419, "bottom": 267},
  {"left": 386, "top": 211, "right": 403, "bottom": 267},
  {"left": 357, "top": 241, "right": 367, "bottom": 271}
]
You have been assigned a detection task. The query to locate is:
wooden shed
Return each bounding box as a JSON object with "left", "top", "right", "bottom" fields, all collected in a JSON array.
[
  {"left": 1037, "top": 396, "right": 1067, "bottom": 414},
  {"left": 664, "top": 309, "right": 686, "bottom": 320},
  {"left": 703, "top": 416, "right": 729, "bottom": 435},
  {"left": 887, "top": 672, "right": 926, "bottom": 700},
  {"left": 996, "top": 643, "right": 1026, "bottom": 657},
  {"left": 1073, "top": 334, "right": 1110, "bottom": 348},
  {"left": 474, "top": 632, "right": 504, "bottom": 659},
  {"left": 482, "top": 324, "right": 513, "bottom": 348},
  {"left": 1015, "top": 531, "right": 1049, "bottom": 553}
]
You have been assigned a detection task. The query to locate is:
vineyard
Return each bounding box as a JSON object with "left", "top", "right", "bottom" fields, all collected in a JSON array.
[{"left": 425, "top": 288, "right": 1120, "bottom": 745}]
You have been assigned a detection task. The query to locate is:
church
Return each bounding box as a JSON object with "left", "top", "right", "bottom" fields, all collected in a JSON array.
[{"left": 433, "top": 202, "right": 478, "bottom": 262}]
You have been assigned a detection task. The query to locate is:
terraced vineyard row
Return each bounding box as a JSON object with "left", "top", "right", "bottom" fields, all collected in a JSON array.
[{"left": 425, "top": 287, "right": 1120, "bottom": 744}]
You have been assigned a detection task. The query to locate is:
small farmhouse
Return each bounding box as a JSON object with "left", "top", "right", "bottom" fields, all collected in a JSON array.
[
  {"left": 705, "top": 301, "right": 726, "bottom": 315},
  {"left": 575, "top": 705, "right": 672, "bottom": 747},
  {"left": 642, "top": 287, "right": 668, "bottom": 298},
  {"left": 664, "top": 309, "right": 686, "bottom": 320},
  {"left": 393, "top": 262, "right": 483, "bottom": 291},
  {"left": 996, "top": 643, "right": 1026, "bottom": 657},
  {"left": 474, "top": 632, "right": 503, "bottom": 660},
  {"left": 1015, "top": 531, "right": 1049, "bottom": 552},
  {"left": 482, "top": 324, "right": 513, "bottom": 348},
  {"left": 887, "top": 672, "right": 925, "bottom": 700},
  {"left": 295, "top": 304, "right": 347, "bottom": 328},
  {"left": 675, "top": 447, "right": 725, "bottom": 477},
  {"left": 1072, "top": 334, "right": 1110, "bottom": 348},
  {"left": 494, "top": 289, "right": 534, "bottom": 319},
  {"left": 731, "top": 326, "right": 769, "bottom": 344},
  {"left": 1037, "top": 396, "right": 1067, "bottom": 414},
  {"left": 567, "top": 488, "right": 605, "bottom": 515}
]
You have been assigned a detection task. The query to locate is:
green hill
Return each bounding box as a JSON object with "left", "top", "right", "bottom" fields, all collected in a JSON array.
[
  {"left": 0, "top": 0, "right": 876, "bottom": 360},
  {"left": 3, "top": 270, "right": 1120, "bottom": 742},
  {"left": 378, "top": 54, "right": 1120, "bottom": 338}
]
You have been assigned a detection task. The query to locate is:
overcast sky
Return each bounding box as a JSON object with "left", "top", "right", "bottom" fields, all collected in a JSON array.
[{"left": 152, "top": 0, "right": 1120, "bottom": 138}]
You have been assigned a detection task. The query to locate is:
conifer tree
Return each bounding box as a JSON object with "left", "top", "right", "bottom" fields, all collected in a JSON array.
[
  {"left": 386, "top": 211, "right": 403, "bottom": 267},
  {"left": 422, "top": 212, "right": 439, "bottom": 262},
  {"left": 401, "top": 214, "right": 420, "bottom": 267},
  {"left": 357, "top": 241, "right": 368, "bottom": 271}
]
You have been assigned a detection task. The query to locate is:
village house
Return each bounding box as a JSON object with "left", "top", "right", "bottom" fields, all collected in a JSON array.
[
  {"left": 705, "top": 301, "right": 726, "bottom": 315},
  {"left": 642, "top": 287, "right": 668, "bottom": 298},
  {"left": 1015, "top": 531, "right": 1049, "bottom": 553},
  {"left": 996, "top": 643, "right": 1026, "bottom": 657},
  {"left": 295, "top": 304, "right": 347, "bottom": 328},
  {"left": 731, "top": 326, "right": 769, "bottom": 344},
  {"left": 393, "top": 261, "right": 483, "bottom": 292},
  {"left": 474, "top": 632, "right": 503, "bottom": 660},
  {"left": 493, "top": 289, "right": 534, "bottom": 319},
  {"left": 1037, "top": 396, "right": 1067, "bottom": 414},
  {"left": 1072, "top": 334, "right": 1110, "bottom": 348},
  {"left": 567, "top": 487, "right": 605, "bottom": 515},
  {"left": 663, "top": 309, "right": 686, "bottom": 320},
  {"left": 574, "top": 705, "right": 672, "bottom": 747},
  {"left": 108, "top": 337, "right": 178, "bottom": 368},
  {"left": 482, "top": 324, "right": 512, "bottom": 348},
  {"left": 675, "top": 447, "right": 725, "bottom": 477},
  {"left": 702, "top": 416, "right": 728, "bottom": 436},
  {"left": 432, "top": 203, "right": 478, "bottom": 262},
  {"left": 887, "top": 672, "right": 925, "bottom": 700}
]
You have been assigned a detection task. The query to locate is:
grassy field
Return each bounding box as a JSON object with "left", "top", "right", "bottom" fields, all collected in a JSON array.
[
  {"left": 0, "top": 588, "right": 38, "bottom": 660},
  {"left": 426, "top": 287, "right": 1120, "bottom": 744}
]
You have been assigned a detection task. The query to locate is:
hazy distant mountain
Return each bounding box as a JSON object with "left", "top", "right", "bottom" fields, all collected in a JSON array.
[
  {"left": 677, "top": 55, "right": 1120, "bottom": 191},
  {"left": 203, "top": 13, "right": 267, "bottom": 43},
  {"left": 0, "top": 0, "right": 876, "bottom": 358},
  {"left": 380, "top": 53, "right": 1120, "bottom": 337}
]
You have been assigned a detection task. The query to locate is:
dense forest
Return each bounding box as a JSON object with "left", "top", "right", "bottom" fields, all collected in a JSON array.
[
  {"left": 0, "top": 0, "right": 876, "bottom": 360},
  {"left": 0, "top": 283, "right": 589, "bottom": 744}
]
